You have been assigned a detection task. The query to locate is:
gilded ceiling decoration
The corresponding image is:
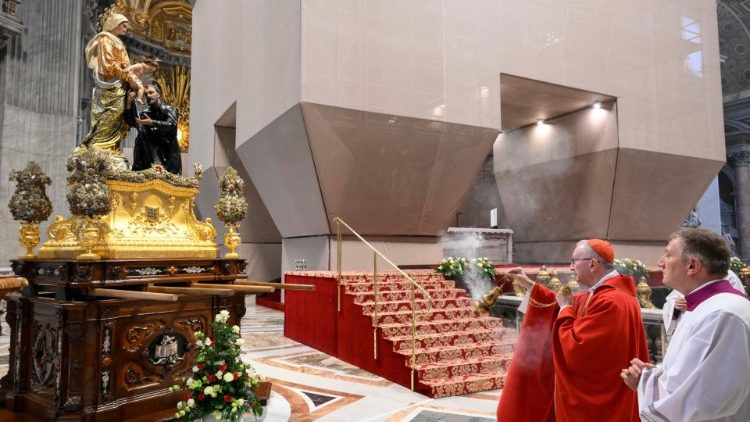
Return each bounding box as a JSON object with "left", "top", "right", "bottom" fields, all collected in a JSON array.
[{"left": 115, "top": 0, "right": 192, "bottom": 54}]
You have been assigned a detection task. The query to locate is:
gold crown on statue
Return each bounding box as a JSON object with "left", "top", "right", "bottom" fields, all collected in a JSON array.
[{"left": 97, "top": 1, "right": 128, "bottom": 32}]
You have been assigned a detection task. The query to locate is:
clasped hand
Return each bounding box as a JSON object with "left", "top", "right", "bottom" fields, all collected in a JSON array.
[
  {"left": 620, "top": 358, "right": 654, "bottom": 391},
  {"left": 136, "top": 115, "right": 154, "bottom": 127}
]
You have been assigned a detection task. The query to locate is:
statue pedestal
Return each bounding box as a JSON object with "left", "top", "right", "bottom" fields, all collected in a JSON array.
[
  {"left": 38, "top": 179, "right": 218, "bottom": 260},
  {"left": 1, "top": 257, "right": 247, "bottom": 421}
]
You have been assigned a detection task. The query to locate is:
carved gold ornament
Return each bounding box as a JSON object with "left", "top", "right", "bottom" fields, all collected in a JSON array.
[{"left": 39, "top": 179, "right": 217, "bottom": 259}]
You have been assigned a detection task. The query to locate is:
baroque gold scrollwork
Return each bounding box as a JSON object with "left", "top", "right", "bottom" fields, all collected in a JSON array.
[
  {"left": 128, "top": 206, "right": 179, "bottom": 236},
  {"left": 47, "top": 215, "right": 75, "bottom": 242}
]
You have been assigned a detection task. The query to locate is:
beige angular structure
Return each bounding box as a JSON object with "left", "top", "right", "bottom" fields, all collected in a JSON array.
[{"left": 190, "top": 0, "right": 725, "bottom": 274}]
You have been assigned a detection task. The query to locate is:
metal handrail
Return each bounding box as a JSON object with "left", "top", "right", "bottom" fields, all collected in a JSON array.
[{"left": 333, "top": 217, "right": 434, "bottom": 391}]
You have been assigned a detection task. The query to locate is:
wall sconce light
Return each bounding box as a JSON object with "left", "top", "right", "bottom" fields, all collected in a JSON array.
[{"left": 593, "top": 102, "right": 602, "bottom": 109}]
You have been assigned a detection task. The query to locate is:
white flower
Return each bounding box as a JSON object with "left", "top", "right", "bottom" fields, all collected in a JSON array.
[
  {"left": 235, "top": 338, "right": 245, "bottom": 346},
  {"left": 192, "top": 366, "right": 199, "bottom": 372},
  {"left": 232, "top": 325, "right": 240, "bottom": 334},
  {"left": 177, "top": 401, "right": 185, "bottom": 410},
  {"left": 195, "top": 339, "right": 203, "bottom": 347},
  {"left": 187, "top": 377, "right": 194, "bottom": 385},
  {"left": 215, "top": 310, "right": 230, "bottom": 323},
  {"left": 187, "top": 398, "right": 195, "bottom": 407},
  {"left": 223, "top": 372, "right": 234, "bottom": 382},
  {"left": 236, "top": 398, "right": 245, "bottom": 407},
  {"left": 216, "top": 370, "right": 223, "bottom": 378},
  {"left": 204, "top": 337, "right": 211, "bottom": 346},
  {"left": 204, "top": 386, "right": 214, "bottom": 395}
]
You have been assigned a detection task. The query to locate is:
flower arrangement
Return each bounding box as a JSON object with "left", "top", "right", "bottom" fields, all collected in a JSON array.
[
  {"left": 8, "top": 161, "right": 53, "bottom": 223},
  {"left": 614, "top": 258, "right": 649, "bottom": 283},
  {"left": 436, "top": 257, "right": 496, "bottom": 281},
  {"left": 214, "top": 167, "right": 248, "bottom": 225},
  {"left": 473, "top": 257, "right": 497, "bottom": 280},
  {"left": 730, "top": 256, "right": 747, "bottom": 274},
  {"left": 66, "top": 148, "right": 112, "bottom": 217},
  {"left": 436, "top": 256, "right": 469, "bottom": 278},
  {"left": 172, "top": 310, "right": 263, "bottom": 421},
  {"left": 108, "top": 163, "right": 201, "bottom": 188}
]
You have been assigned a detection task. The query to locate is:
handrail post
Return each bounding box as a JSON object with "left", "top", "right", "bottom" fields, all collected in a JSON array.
[
  {"left": 373, "top": 251, "right": 378, "bottom": 360},
  {"left": 336, "top": 219, "right": 342, "bottom": 312},
  {"left": 410, "top": 282, "right": 416, "bottom": 391}
]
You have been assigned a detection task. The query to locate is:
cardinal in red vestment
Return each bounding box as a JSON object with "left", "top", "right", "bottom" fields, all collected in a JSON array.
[{"left": 497, "top": 239, "right": 649, "bottom": 422}]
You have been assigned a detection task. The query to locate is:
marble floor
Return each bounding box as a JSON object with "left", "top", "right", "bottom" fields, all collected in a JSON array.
[{"left": 0, "top": 300, "right": 501, "bottom": 421}]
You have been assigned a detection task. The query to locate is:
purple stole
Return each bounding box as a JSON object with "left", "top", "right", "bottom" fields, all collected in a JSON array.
[{"left": 685, "top": 279, "right": 748, "bottom": 312}]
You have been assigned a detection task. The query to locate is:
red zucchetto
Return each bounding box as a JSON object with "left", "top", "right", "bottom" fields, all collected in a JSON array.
[{"left": 587, "top": 239, "right": 614, "bottom": 263}]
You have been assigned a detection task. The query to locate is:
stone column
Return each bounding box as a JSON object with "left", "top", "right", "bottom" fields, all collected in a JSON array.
[{"left": 731, "top": 151, "right": 750, "bottom": 261}]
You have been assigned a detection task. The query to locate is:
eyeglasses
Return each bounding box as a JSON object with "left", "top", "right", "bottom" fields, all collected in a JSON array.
[{"left": 570, "top": 257, "right": 595, "bottom": 265}]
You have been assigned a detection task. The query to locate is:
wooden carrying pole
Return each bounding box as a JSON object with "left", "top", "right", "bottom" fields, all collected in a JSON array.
[
  {"left": 89, "top": 288, "right": 179, "bottom": 302},
  {"left": 189, "top": 283, "right": 274, "bottom": 294},
  {"left": 0, "top": 276, "right": 28, "bottom": 299},
  {"left": 146, "top": 285, "right": 234, "bottom": 296},
  {"left": 235, "top": 280, "right": 315, "bottom": 291}
]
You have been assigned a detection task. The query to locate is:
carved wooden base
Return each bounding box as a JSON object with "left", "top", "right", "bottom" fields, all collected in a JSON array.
[{"left": 1, "top": 258, "right": 248, "bottom": 421}]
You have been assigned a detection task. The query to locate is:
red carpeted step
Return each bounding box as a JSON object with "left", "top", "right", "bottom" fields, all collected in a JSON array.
[
  {"left": 378, "top": 316, "right": 504, "bottom": 337},
  {"left": 352, "top": 288, "right": 466, "bottom": 304},
  {"left": 344, "top": 279, "right": 456, "bottom": 293},
  {"left": 395, "top": 339, "right": 516, "bottom": 365},
  {"left": 360, "top": 297, "right": 474, "bottom": 314},
  {"left": 347, "top": 272, "right": 443, "bottom": 283},
  {"left": 418, "top": 372, "right": 505, "bottom": 398},
  {"left": 389, "top": 328, "right": 510, "bottom": 351},
  {"left": 413, "top": 355, "right": 511, "bottom": 382},
  {"left": 374, "top": 307, "right": 475, "bottom": 325}
]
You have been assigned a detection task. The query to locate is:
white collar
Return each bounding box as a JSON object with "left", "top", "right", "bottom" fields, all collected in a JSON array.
[{"left": 588, "top": 270, "right": 619, "bottom": 293}]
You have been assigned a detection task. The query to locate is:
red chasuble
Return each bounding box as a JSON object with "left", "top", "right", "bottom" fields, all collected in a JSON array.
[{"left": 498, "top": 275, "right": 649, "bottom": 422}]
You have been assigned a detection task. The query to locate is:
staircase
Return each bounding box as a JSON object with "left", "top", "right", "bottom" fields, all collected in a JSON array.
[
  {"left": 285, "top": 269, "right": 516, "bottom": 398},
  {"left": 344, "top": 270, "right": 515, "bottom": 397}
]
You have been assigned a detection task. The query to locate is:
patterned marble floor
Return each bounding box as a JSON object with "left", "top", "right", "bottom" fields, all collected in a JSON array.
[{"left": 0, "top": 299, "right": 501, "bottom": 421}]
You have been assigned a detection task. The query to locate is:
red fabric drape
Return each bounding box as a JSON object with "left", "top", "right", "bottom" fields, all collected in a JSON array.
[{"left": 497, "top": 284, "right": 557, "bottom": 422}]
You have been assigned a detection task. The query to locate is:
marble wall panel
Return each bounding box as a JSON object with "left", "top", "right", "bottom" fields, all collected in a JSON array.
[
  {"left": 608, "top": 149, "right": 724, "bottom": 240},
  {"left": 235, "top": 104, "right": 330, "bottom": 238},
  {"left": 302, "top": 103, "right": 498, "bottom": 236},
  {"left": 298, "top": 0, "right": 723, "bottom": 160}
]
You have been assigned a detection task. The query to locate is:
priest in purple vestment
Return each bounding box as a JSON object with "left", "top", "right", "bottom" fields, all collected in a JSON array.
[{"left": 621, "top": 228, "right": 750, "bottom": 422}]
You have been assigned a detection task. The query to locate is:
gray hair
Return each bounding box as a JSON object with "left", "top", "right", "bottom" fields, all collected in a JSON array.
[
  {"left": 669, "top": 228, "right": 730, "bottom": 277},
  {"left": 575, "top": 240, "right": 615, "bottom": 270}
]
